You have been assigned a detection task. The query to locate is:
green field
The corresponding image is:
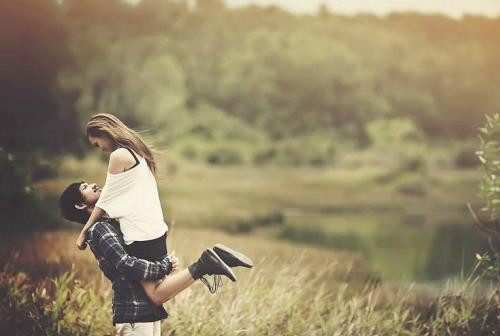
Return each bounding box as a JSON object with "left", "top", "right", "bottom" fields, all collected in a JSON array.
[
  {"left": 2, "top": 156, "right": 495, "bottom": 335},
  {"left": 41, "top": 151, "right": 485, "bottom": 283}
]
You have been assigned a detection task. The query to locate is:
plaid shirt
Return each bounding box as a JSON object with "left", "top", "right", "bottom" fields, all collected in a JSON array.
[{"left": 86, "top": 219, "right": 170, "bottom": 324}]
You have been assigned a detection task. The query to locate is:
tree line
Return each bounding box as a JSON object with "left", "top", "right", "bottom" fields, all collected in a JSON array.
[{"left": 1, "top": 0, "right": 499, "bottom": 226}]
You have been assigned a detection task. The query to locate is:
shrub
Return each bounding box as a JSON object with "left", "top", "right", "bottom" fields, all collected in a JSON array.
[
  {"left": 474, "top": 114, "right": 500, "bottom": 231},
  {"left": 455, "top": 146, "right": 479, "bottom": 168},
  {"left": 206, "top": 146, "right": 243, "bottom": 165},
  {"left": 180, "top": 144, "right": 198, "bottom": 160},
  {"left": 470, "top": 114, "right": 500, "bottom": 282},
  {"left": 394, "top": 174, "right": 427, "bottom": 196},
  {"left": 31, "top": 162, "right": 58, "bottom": 183},
  {"left": 187, "top": 124, "right": 213, "bottom": 140},
  {"left": 226, "top": 212, "right": 285, "bottom": 233},
  {"left": 188, "top": 103, "right": 267, "bottom": 143},
  {"left": 0, "top": 148, "right": 54, "bottom": 230},
  {"left": 253, "top": 135, "right": 336, "bottom": 167},
  {"left": 253, "top": 147, "right": 277, "bottom": 165},
  {"left": 401, "top": 156, "right": 425, "bottom": 173},
  {"left": 0, "top": 264, "right": 112, "bottom": 336},
  {"left": 366, "top": 117, "right": 425, "bottom": 146},
  {"left": 277, "top": 144, "right": 304, "bottom": 166}
]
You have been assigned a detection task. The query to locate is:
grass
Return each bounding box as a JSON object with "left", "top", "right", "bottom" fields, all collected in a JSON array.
[
  {"left": 0, "top": 226, "right": 371, "bottom": 291},
  {"left": 1, "top": 226, "right": 373, "bottom": 335},
  {"left": 50, "top": 151, "right": 483, "bottom": 231},
  {"left": 2, "top": 227, "right": 499, "bottom": 335},
  {"left": 35, "top": 151, "right": 485, "bottom": 283},
  {"left": 2, "top": 150, "right": 497, "bottom": 335}
]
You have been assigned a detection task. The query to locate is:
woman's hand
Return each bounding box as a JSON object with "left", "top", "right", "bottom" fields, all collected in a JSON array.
[{"left": 76, "top": 232, "right": 87, "bottom": 250}]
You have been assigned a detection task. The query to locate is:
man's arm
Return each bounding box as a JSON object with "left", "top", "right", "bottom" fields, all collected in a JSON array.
[{"left": 92, "top": 223, "right": 171, "bottom": 281}]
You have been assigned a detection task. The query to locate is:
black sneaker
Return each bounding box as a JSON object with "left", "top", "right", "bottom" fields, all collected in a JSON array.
[
  {"left": 189, "top": 248, "right": 236, "bottom": 294},
  {"left": 189, "top": 248, "right": 236, "bottom": 281},
  {"left": 213, "top": 244, "right": 254, "bottom": 268}
]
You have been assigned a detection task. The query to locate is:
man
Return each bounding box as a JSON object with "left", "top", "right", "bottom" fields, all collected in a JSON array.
[{"left": 59, "top": 181, "right": 253, "bottom": 336}]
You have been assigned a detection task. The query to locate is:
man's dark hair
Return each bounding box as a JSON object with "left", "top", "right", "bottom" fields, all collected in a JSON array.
[{"left": 59, "top": 181, "right": 89, "bottom": 224}]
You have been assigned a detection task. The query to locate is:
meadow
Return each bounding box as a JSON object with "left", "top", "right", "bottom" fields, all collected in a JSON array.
[
  {"left": 2, "top": 149, "right": 498, "bottom": 335},
  {"left": 3, "top": 224, "right": 499, "bottom": 336},
  {"left": 51, "top": 143, "right": 485, "bottom": 283}
]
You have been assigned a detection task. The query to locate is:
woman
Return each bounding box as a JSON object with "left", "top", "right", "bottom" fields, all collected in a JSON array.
[{"left": 76, "top": 113, "right": 252, "bottom": 301}]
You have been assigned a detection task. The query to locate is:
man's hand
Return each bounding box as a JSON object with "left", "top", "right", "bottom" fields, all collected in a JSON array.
[
  {"left": 76, "top": 232, "right": 87, "bottom": 250},
  {"left": 168, "top": 251, "right": 179, "bottom": 272}
]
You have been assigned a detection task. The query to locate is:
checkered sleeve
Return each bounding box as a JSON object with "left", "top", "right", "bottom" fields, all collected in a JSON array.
[{"left": 93, "top": 223, "right": 171, "bottom": 281}]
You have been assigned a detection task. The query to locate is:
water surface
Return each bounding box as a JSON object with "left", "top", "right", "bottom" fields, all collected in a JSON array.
[{"left": 277, "top": 205, "right": 488, "bottom": 284}]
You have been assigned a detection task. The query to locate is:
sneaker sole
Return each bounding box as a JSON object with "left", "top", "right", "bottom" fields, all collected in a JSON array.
[
  {"left": 213, "top": 244, "right": 254, "bottom": 268},
  {"left": 207, "top": 248, "right": 237, "bottom": 282}
]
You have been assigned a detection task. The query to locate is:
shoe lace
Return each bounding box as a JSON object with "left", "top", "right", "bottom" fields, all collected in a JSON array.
[{"left": 200, "top": 275, "right": 223, "bottom": 294}]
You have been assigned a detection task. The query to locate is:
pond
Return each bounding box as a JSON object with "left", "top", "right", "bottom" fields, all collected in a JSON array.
[{"left": 276, "top": 205, "right": 490, "bottom": 284}]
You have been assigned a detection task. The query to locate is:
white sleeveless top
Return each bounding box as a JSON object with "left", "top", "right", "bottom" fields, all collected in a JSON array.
[{"left": 96, "top": 150, "right": 168, "bottom": 245}]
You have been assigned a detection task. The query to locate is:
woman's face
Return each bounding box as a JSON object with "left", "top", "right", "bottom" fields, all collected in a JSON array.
[{"left": 88, "top": 134, "right": 114, "bottom": 153}]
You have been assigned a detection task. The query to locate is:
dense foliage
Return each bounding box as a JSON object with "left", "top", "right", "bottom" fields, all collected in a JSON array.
[
  {"left": 1, "top": 0, "right": 498, "bottom": 228},
  {"left": 3, "top": 0, "right": 500, "bottom": 151},
  {"left": 0, "top": 265, "right": 111, "bottom": 336},
  {"left": 473, "top": 114, "right": 500, "bottom": 280}
]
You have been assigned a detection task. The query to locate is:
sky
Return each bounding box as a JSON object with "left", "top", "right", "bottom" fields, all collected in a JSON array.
[
  {"left": 223, "top": 0, "right": 500, "bottom": 18},
  {"left": 122, "top": 0, "right": 500, "bottom": 18}
]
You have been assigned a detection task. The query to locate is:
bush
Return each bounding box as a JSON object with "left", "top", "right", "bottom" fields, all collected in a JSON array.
[
  {"left": 455, "top": 146, "right": 479, "bottom": 168},
  {"left": 253, "top": 134, "right": 336, "bottom": 167},
  {"left": 0, "top": 264, "right": 111, "bottom": 336},
  {"left": 206, "top": 147, "right": 243, "bottom": 165},
  {"left": 277, "top": 144, "right": 304, "bottom": 166},
  {"left": 0, "top": 148, "right": 54, "bottom": 230},
  {"left": 253, "top": 147, "right": 277, "bottom": 165},
  {"left": 187, "top": 124, "right": 213, "bottom": 140},
  {"left": 180, "top": 144, "right": 198, "bottom": 160},
  {"left": 225, "top": 212, "right": 285, "bottom": 233},
  {"left": 401, "top": 156, "right": 425, "bottom": 173},
  {"left": 31, "top": 162, "right": 58, "bottom": 183},
  {"left": 476, "top": 114, "right": 500, "bottom": 224},
  {"left": 394, "top": 174, "right": 427, "bottom": 196},
  {"left": 187, "top": 103, "right": 268, "bottom": 143},
  {"left": 366, "top": 118, "right": 425, "bottom": 146},
  {"left": 470, "top": 114, "right": 500, "bottom": 286}
]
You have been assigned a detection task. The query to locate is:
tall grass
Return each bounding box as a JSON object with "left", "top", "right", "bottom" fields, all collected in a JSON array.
[
  {"left": 163, "top": 258, "right": 419, "bottom": 336},
  {"left": 2, "top": 228, "right": 499, "bottom": 335},
  {"left": 0, "top": 265, "right": 111, "bottom": 336}
]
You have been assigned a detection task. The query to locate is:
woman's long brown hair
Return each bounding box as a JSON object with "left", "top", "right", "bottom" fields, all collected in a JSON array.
[{"left": 86, "top": 113, "right": 157, "bottom": 175}]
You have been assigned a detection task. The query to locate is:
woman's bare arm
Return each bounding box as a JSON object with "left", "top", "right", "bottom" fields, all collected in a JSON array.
[
  {"left": 76, "top": 206, "right": 105, "bottom": 249},
  {"left": 76, "top": 149, "right": 135, "bottom": 249}
]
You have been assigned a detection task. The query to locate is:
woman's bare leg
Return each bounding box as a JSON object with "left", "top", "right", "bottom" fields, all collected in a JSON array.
[
  {"left": 141, "top": 269, "right": 195, "bottom": 305},
  {"left": 140, "top": 247, "right": 243, "bottom": 305}
]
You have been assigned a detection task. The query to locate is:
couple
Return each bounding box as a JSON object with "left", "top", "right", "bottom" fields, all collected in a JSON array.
[{"left": 59, "top": 114, "right": 253, "bottom": 336}]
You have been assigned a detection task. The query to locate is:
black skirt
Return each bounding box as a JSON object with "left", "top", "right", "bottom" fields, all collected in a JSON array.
[{"left": 125, "top": 232, "right": 168, "bottom": 262}]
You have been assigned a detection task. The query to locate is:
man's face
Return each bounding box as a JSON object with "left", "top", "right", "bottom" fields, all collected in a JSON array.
[{"left": 78, "top": 181, "right": 102, "bottom": 206}]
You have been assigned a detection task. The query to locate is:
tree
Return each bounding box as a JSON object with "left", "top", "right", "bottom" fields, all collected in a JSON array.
[{"left": 0, "top": 0, "right": 80, "bottom": 153}]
